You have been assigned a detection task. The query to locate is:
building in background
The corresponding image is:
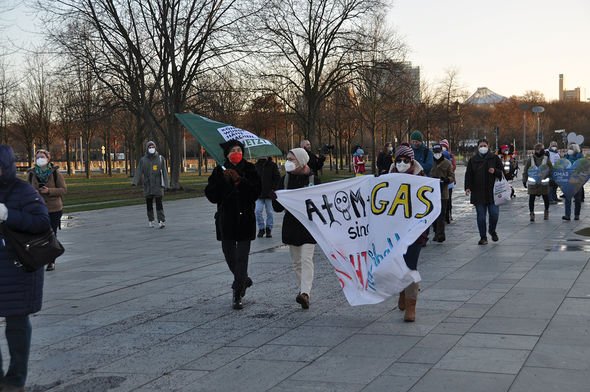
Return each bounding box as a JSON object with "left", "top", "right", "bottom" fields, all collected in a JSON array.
[
  {"left": 464, "top": 87, "right": 506, "bottom": 106},
  {"left": 559, "top": 74, "right": 585, "bottom": 102}
]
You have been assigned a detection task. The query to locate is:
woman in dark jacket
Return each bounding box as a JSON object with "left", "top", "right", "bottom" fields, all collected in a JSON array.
[
  {"left": 273, "top": 148, "right": 319, "bottom": 309},
  {"left": 376, "top": 142, "right": 394, "bottom": 175},
  {"left": 522, "top": 143, "right": 553, "bottom": 222},
  {"left": 0, "top": 145, "right": 51, "bottom": 391},
  {"left": 205, "top": 140, "right": 261, "bottom": 310},
  {"left": 464, "top": 139, "right": 503, "bottom": 245}
]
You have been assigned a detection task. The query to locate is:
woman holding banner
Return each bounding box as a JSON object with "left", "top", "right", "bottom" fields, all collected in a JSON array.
[
  {"left": 522, "top": 143, "right": 553, "bottom": 222},
  {"left": 273, "top": 148, "right": 319, "bottom": 309},
  {"left": 205, "top": 140, "right": 261, "bottom": 310},
  {"left": 562, "top": 143, "right": 584, "bottom": 221},
  {"left": 389, "top": 143, "right": 426, "bottom": 322}
]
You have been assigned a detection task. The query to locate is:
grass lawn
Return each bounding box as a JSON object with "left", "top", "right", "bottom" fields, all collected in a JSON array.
[{"left": 19, "top": 169, "right": 356, "bottom": 213}]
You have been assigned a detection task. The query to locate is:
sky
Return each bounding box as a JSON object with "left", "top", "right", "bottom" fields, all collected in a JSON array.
[
  {"left": 3, "top": 0, "right": 589, "bottom": 102},
  {"left": 386, "top": 0, "right": 590, "bottom": 101}
]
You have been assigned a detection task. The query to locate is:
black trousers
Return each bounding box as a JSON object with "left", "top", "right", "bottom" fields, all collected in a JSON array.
[
  {"left": 146, "top": 196, "right": 165, "bottom": 222},
  {"left": 221, "top": 240, "right": 251, "bottom": 291},
  {"left": 404, "top": 241, "right": 423, "bottom": 271},
  {"left": 49, "top": 210, "right": 62, "bottom": 235},
  {"left": 529, "top": 194, "right": 549, "bottom": 212},
  {"left": 435, "top": 202, "right": 448, "bottom": 237}
]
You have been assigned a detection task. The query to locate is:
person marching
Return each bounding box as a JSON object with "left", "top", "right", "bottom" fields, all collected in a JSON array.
[
  {"left": 273, "top": 148, "right": 319, "bottom": 309},
  {"left": 254, "top": 156, "right": 280, "bottom": 238},
  {"left": 132, "top": 141, "right": 169, "bottom": 228},
  {"left": 205, "top": 140, "right": 261, "bottom": 310},
  {"left": 409, "top": 131, "right": 433, "bottom": 176},
  {"left": 562, "top": 142, "right": 584, "bottom": 221},
  {"left": 389, "top": 143, "right": 427, "bottom": 322},
  {"left": 547, "top": 141, "right": 561, "bottom": 204},
  {"left": 522, "top": 143, "right": 553, "bottom": 222},
  {"left": 430, "top": 144, "right": 455, "bottom": 242},
  {"left": 376, "top": 142, "right": 394, "bottom": 176},
  {"left": 440, "top": 139, "right": 456, "bottom": 222},
  {"left": 27, "top": 149, "right": 67, "bottom": 271}
]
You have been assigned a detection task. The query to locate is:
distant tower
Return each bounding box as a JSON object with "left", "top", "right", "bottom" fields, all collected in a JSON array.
[{"left": 559, "top": 74, "right": 564, "bottom": 101}]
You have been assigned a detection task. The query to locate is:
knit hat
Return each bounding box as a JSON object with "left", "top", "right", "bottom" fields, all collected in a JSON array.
[
  {"left": 220, "top": 139, "right": 245, "bottom": 156},
  {"left": 353, "top": 148, "right": 364, "bottom": 157},
  {"left": 410, "top": 131, "right": 423, "bottom": 142},
  {"left": 146, "top": 141, "right": 156, "bottom": 150},
  {"left": 432, "top": 144, "right": 442, "bottom": 153},
  {"left": 289, "top": 147, "right": 310, "bottom": 167},
  {"left": 35, "top": 149, "right": 51, "bottom": 159},
  {"left": 440, "top": 139, "right": 449, "bottom": 150},
  {"left": 395, "top": 144, "right": 414, "bottom": 160}
]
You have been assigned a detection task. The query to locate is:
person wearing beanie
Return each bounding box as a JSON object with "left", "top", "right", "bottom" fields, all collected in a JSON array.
[
  {"left": 273, "top": 147, "right": 319, "bottom": 310},
  {"left": 409, "top": 131, "right": 434, "bottom": 175},
  {"left": 205, "top": 139, "right": 261, "bottom": 310},
  {"left": 388, "top": 142, "right": 425, "bottom": 322},
  {"left": 429, "top": 144, "right": 455, "bottom": 242},
  {"left": 562, "top": 143, "right": 584, "bottom": 221},
  {"left": 0, "top": 144, "right": 51, "bottom": 392},
  {"left": 522, "top": 143, "right": 553, "bottom": 222},
  {"left": 26, "top": 149, "right": 67, "bottom": 271},
  {"left": 440, "top": 139, "right": 457, "bottom": 223},
  {"left": 352, "top": 147, "right": 366, "bottom": 175},
  {"left": 132, "top": 141, "right": 169, "bottom": 228},
  {"left": 465, "top": 139, "right": 504, "bottom": 245}
]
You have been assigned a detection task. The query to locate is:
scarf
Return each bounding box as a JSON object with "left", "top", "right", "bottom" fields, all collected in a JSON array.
[{"left": 34, "top": 162, "right": 54, "bottom": 184}]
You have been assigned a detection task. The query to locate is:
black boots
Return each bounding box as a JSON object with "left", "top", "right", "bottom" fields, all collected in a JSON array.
[
  {"left": 258, "top": 228, "right": 272, "bottom": 238},
  {"left": 233, "top": 289, "right": 243, "bottom": 310},
  {"left": 257, "top": 229, "right": 265, "bottom": 238},
  {"left": 265, "top": 227, "right": 272, "bottom": 238}
]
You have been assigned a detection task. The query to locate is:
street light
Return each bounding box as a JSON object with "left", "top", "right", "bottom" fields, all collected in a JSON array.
[
  {"left": 518, "top": 103, "right": 529, "bottom": 156},
  {"left": 532, "top": 106, "right": 545, "bottom": 143}
]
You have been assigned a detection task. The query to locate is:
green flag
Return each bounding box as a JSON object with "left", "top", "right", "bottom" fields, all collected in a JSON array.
[{"left": 175, "top": 112, "right": 283, "bottom": 164}]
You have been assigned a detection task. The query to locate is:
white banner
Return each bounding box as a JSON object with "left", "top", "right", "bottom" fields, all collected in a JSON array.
[
  {"left": 276, "top": 173, "right": 441, "bottom": 306},
  {"left": 217, "top": 126, "right": 273, "bottom": 147}
]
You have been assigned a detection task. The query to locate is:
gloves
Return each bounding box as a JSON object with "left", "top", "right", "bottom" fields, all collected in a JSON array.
[
  {"left": 0, "top": 202, "right": 7, "bottom": 222},
  {"left": 223, "top": 169, "right": 241, "bottom": 185}
]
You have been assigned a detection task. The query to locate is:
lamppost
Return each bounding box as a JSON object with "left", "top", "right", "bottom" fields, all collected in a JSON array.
[
  {"left": 518, "top": 103, "right": 529, "bottom": 156},
  {"left": 532, "top": 106, "right": 545, "bottom": 144}
]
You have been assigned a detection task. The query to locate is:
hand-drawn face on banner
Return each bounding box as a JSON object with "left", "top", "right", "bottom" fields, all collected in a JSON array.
[
  {"left": 552, "top": 158, "right": 590, "bottom": 198},
  {"left": 275, "top": 174, "right": 441, "bottom": 306}
]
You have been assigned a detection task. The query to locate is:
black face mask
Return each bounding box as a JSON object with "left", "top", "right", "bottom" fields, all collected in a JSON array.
[{"left": 535, "top": 150, "right": 544, "bottom": 157}]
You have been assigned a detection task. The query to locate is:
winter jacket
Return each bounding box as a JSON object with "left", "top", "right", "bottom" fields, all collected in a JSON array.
[
  {"left": 522, "top": 154, "right": 553, "bottom": 196},
  {"left": 273, "top": 171, "right": 319, "bottom": 246},
  {"left": 412, "top": 144, "right": 434, "bottom": 176},
  {"left": 133, "top": 153, "right": 169, "bottom": 197},
  {"left": 376, "top": 151, "right": 393, "bottom": 175},
  {"left": 255, "top": 158, "right": 281, "bottom": 199},
  {"left": 307, "top": 151, "right": 325, "bottom": 176},
  {"left": 0, "top": 147, "right": 50, "bottom": 317},
  {"left": 566, "top": 152, "right": 584, "bottom": 164},
  {"left": 464, "top": 152, "right": 503, "bottom": 205},
  {"left": 27, "top": 166, "right": 67, "bottom": 213},
  {"left": 205, "top": 159, "right": 261, "bottom": 241},
  {"left": 430, "top": 157, "right": 455, "bottom": 200}
]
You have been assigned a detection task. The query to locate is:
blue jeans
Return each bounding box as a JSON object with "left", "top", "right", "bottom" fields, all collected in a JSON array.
[
  {"left": 564, "top": 190, "right": 583, "bottom": 218},
  {"left": 1, "top": 315, "right": 32, "bottom": 388},
  {"left": 475, "top": 203, "right": 499, "bottom": 239},
  {"left": 255, "top": 199, "right": 273, "bottom": 229}
]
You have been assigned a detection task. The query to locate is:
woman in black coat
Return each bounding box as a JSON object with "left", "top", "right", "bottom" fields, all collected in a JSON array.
[
  {"left": 205, "top": 140, "right": 261, "bottom": 310},
  {"left": 0, "top": 145, "right": 51, "bottom": 391},
  {"left": 464, "top": 139, "right": 503, "bottom": 245}
]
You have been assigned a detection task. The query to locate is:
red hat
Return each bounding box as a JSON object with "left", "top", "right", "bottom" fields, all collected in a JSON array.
[{"left": 440, "top": 139, "right": 450, "bottom": 150}]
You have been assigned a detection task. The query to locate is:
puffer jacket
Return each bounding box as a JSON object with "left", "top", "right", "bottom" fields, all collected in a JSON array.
[{"left": 0, "top": 146, "right": 51, "bottom": 317}]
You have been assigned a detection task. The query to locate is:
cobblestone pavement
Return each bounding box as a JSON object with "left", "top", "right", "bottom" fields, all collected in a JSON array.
[{"left": 6, "top": 166, "right": 590, "bottom": 391}]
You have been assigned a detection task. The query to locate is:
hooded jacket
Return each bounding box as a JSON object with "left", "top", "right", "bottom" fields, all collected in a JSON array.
[
  {"left": 0, "top": 145, "right": 51, "bottom": 316},
  {"left": 132, "top": 142, "right": 169, "bottom": 197}
]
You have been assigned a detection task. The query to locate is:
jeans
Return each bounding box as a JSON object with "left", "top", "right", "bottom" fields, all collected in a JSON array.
[
  {"left": 221, "top": 240, "right": 251, "bottom": 291},
  {"left": 255, "top": 199, "right": 274, "bottom": 230},
  {"left": 564, "top": 190, "right": 583, "bottom": 218},
  {"left": 49, "top": 210, "right": 62, "bottom": 235},
  {"left": 289, "top": 244, "right": 315, "bottom": 295},
  {"left": 475, "top": 203, "right": 499, "bottom": 239},
  {"left": 146, "top": 196, "right": 165, "bottom": 222},
  {"left": 0, "top": 315, "right": 32, "bottom": 388},
  {"left": 529, "top": 194, "right": 549, "bottom": 212}
]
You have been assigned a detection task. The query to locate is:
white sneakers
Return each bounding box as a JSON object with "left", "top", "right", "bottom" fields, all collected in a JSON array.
[
  {"left": 159, "top": 221, "right": 166, "bottom": 229},
  {"left": 148, "top": 221, "right": 155, "bottom": 228},
  {"left": 148, "top": 221, "right": 165, "bottom": 228}
]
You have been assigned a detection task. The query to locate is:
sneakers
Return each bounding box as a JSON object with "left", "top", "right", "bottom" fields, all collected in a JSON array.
[
  {"left": 257, "top": 229, "right": 265, "bottom": 238},
  {"left": 478, "top": 238, "right": 488, "bottom": 245},
  {"left": 490, "top": 232, "right": 499, "bottom": 242},
  {"left": 562, "top": 216, "right": 571, "bottom": 221},
  {"left": 296, "top": 293, "right": 310, "bottom": 309},
  {"left": 148, "top": 221, "right": 155, "bottom": 228},
  {"left": 46, "top": 263, "right": 55, "bottom": 271},
  {"left": 159, "top": 221, "right": 166, "bottom": 229},
  {"left": 265, "top": 227, "right": 272, "bottom": 238}
]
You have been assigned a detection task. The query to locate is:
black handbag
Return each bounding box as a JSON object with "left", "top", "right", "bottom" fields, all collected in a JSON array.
[{"left": 0, "top": 179, "right": 65, "bottom": 272}]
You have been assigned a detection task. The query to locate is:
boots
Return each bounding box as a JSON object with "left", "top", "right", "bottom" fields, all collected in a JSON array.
[
  {"left": 397, "top": 291, "right": 406, "bottom": 311},
  {"left": 265, "top": 227, "right": 272, "bottom": 238},
  {"left": 530, "top": 212, "right": 535, "bottom": 222},
  {"left": 232, "top": 289, "right": 243, "bottom": 310},
  {"left": 544, "top": 209, "right": 549, "bottom": 220},
  {"left": 257, "top": 229, "right": 265, "bottom": 238},
  {"left": 404, "top": 283, "right": 419, "bottom": 322}
]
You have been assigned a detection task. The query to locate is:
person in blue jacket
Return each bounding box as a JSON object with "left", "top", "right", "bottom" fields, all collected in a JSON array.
[
  {"left": 410, "top": 131, "right": 434, "bottom": 176},
  {"left": 0, "top": 145, "right": 51, "bottom": 392},
  {"left": 562, "top": 142, "right": 584, "bottom": 221}
]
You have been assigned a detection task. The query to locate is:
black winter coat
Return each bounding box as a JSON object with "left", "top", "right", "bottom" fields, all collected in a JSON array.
[
  {"left": 465, "top": 152, "right": 503, "bottom": 205},
  {"left": 273, "top": 172, "right": 319, "bottom": 246},
  {"left": 255, "top": 158, "right": 280, "bottom": 199},
  {"left": 376, "top": 151, "right": 393, "bottom": 175},
  {"left": 205, "top": 159, "right": 261, "bottom": 241},
  {"left": 307, "top": 151, "right": 325, "bottom": 176},
  {"left": 0, "top": 178, "right": 51, "bottom": 317}
]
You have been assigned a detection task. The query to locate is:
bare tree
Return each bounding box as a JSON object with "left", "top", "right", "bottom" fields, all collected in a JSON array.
[
  {"left": 0, "top": 54, "right": 18, "bottom": 144},
  {"left": 437, "top": 68, "right": 468, "bottom": 147}
]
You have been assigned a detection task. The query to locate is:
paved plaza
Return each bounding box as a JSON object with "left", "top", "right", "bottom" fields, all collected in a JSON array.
[{"left": 6, "top": 167, "right": 590, "bottom": 391}]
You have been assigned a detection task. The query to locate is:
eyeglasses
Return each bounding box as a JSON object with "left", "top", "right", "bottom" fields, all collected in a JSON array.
[{"left": 395, "top": 157, "right": 411, "bottom": 164}]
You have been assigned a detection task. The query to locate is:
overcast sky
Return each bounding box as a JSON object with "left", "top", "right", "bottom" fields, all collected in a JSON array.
[{"left": 3, "top": 0, "right": 589, "bottom": 101}]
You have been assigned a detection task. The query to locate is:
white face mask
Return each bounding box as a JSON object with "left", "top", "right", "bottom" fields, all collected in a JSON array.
[
  {"left": 550, "top": 147, "right": 557, "bottom": 152},
  {"left": 284, "top": 160, "right": 297, "bottom": 172},
  {"left": 568, "top": 149, "right": 574, "bottom": 156},
  {"left": 479, "top": 147, "right": 488, "bottom": 155},
  {"left": 396, "top": 162, "right": 411, "bottom": 173},
  {"left": 36, "top": 157, "right": 48, "bottom": 167},
  {"left": 148, "top": 147, "right": 156, "bottom": 154},
  {"left": 433, "top": 153, "right": 442, "bottom": 160},
  {"left": 387, "top": 146, "right": 393, "bottom": 152}
]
